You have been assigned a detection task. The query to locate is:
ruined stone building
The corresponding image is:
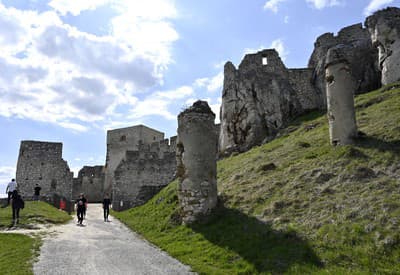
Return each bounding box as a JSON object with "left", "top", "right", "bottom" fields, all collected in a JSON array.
[
  {"left": 104, "top": 125, "right": 165, "bottom": 196},
  {"left": 112, "top": 137, "right": 177, "bottom": 211},
  {"left": 218, "top": 8, "right": 400, "bottom": 154},
  {"left": 16, "top": 141, "right": 73, "bottom": 202},
  {"left": 72, "top": 166, "right": 105, "bottom": 202}
]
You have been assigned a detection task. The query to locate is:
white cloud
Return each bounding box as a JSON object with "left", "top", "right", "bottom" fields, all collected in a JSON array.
[
  {"left": 0, "top": 1, "right": 179, "bottom": 132},
  {"left": 305, "top": 0, "right": 344, "bottom": 9},
  {"left": 284, "top": 15, "right": 290, "bottom": 24},
  {"left": 263, "top": 0, "right": 287, "bottom": 13},
  {"left": 364, "top": 0, "right": 394, "bottom": 15},
  {"left": 270, "top": 39, "right": 289, "bottom": 61},
  {"left": 194, "top": 72, "right": 224, "bottom": 93}
]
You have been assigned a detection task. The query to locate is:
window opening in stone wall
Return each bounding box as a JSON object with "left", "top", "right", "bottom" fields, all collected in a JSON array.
[
  {"left": 262, "top": 56, "right": 268, "bottom": 65},
  {"left": 120, "top": 135, "right": 126, "bottom": 141},
  {"left": 153, "top": 136, "right": 156, "bottom": 140},
  {"left": 51, "top": 179, "right": 57, "bottom": 190}
]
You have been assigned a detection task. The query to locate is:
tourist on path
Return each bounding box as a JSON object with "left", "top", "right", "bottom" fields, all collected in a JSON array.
[
  {"left": 82, "top": 194, "right": 88, "bottom": 219},
  {"left": 33, "top": 183, "right": 41, "bottom": 201},
  {"left": 102, "top": 193, "right": 111, "bottom": 222},
  {"left": 76, "top": 193, "right": 86, "bottom": 226},
  {"left": 5, "top": 178, "right": 17, "bottom": 205},
  {"left": 11, "top": 190, "right": 24, "bottom": 226}
]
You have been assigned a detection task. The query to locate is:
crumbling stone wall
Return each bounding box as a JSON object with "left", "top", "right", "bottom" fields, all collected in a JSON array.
[
  {"left": 16, "top": 141, "right": 73, "bottom": 201},
  {"left": 177, "top": 101, "right": 218, "bottom": 224},
  {"left": 366, "top": 7, "right": 400, "bottom": 85},
  {"left": 72, "top": 166, "right": 105, "bottom": 202},
  {"left": 104, "top": 125, "right": 165, "bottom": 196},
  {"left": 308, "top": 23, "right": 381, "bottom": 104},
  {"left": 219, "top": 49, "right": 316, "bottom": 154},
  {"left": 325, "top": 46, "right": 358, "bottom": 145},
  {"left": 112, "top": 137, "right": 177, "bottom": 211}
]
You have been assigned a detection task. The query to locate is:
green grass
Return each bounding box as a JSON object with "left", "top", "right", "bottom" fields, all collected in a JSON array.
[
  {"left": 0, "top": 201, "right": 72, "bottom": 274},
  {"left": 0, "top": 201, "right": 72, "bottom": 229},
  {"left": 0, "top": 234, "right": 41, "bottom": 275},
  {"left": 113, "top": 84, "right": 400, "bottom": 274}
]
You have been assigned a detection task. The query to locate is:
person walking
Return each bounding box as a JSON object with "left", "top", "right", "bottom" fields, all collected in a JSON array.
[
  {"left": 6, "top": 179, "right": 17, "bottom": 205},
  {"left": 76, "top": 193, "right": 86, "bottom": 226},
  {"left": 102, "top": 193, "right": 111, "bottom": 222},
  {"left": 33, "top": 184, "right": 41, "bottom": 201},
  {"left": 82, "top": 194, "right": 88, "bottom": 219},
  {"left": 11, "top": 190, "right": 24, "bottom": 226}
]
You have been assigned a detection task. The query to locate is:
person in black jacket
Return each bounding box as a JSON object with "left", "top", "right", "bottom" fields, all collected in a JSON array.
[
  {"left": 102, "top": 193, "right": 111, "bottom": 222},
  {"left": 76, "top": 193, "right": 86, "bottom": 226},
  {"left": 11, "top": 190, "right": 24, "bottom": 226}
]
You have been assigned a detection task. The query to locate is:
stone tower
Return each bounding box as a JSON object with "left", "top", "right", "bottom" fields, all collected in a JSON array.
[
  {"left": 104, "top": 125, "right": 164, "bottom": 196},
  {"left": 16, "top": 141, "right": 73, "bottom": 201},
  {"left": 177, "top": 101, "right": 218, "bottom": 224},
  {"left": 365, "top": 7, "right": 400, "bottom": 85},
  {"left": 325, "top": 46, "right": 358, "bottom": 145}
]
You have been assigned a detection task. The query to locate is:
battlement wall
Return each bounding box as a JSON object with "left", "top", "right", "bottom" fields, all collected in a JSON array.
[{"left": 72, "top": 165, "right": 105, "bottom": 202}]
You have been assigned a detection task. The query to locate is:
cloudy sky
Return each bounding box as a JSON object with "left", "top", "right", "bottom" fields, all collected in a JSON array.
[{"left": 0, "top": 0, "right": 399, "bottom": 194}]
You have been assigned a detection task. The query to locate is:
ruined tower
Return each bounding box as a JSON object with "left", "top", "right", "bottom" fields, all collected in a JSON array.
[
  {"left": 325, "top": 46, "right": 358, "bottom": 145},
  {"left": 104, "top": 125, "right": 164, "bottom": 196},
  {"left": 16, "top": 141, "right": 73, "bottom": 201},
  {"left": 72, "top": 166, "right": 105, "bottom": 202},
  {"left": 366, "top": 7, "right": 400, "bottom": 85},
  {"left": 177, "top": 101, "right": 218, "bottom": 224}
]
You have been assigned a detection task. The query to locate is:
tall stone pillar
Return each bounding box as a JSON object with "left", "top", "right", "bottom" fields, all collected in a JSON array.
[
  {"left": 177, "top": 100, "right": 218, "bottom": 224},
  {"left": 366, "top": 7, "right": 400, "bottom": 85},
  {"left": 325, "top": 46, "right": 358, "bottom": 145}
]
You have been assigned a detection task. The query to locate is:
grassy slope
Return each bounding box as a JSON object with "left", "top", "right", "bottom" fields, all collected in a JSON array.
[
  {"left": 113, "top": 84, "right": 400, "bottom": 274},
  {"left": 0, "top": 201, "right": 72, "bottom": 274}
]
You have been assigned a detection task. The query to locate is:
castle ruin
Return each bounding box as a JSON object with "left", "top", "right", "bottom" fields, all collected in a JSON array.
[
  {"left": 72, "top": 166, "right": 105, "bottom": 202},
  {"left": 177, "top": 101, "right": 218, "bottom": 224},
  {"left": 16, "top": 141, "right": 73, "bottom": 202}
]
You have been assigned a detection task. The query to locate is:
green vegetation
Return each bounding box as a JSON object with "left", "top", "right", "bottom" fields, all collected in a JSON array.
[
  {"left": 116, "top": 84, "right": 400, "bottom": 274},
  {"left": 0, "top": 201, "right": 71, "bottom": 274},
  {"left": 0, "top": 234, "right": 41, "bottom": 275},
  {"left": 0, "top": 201, "right": 72, "bottom": 229}
]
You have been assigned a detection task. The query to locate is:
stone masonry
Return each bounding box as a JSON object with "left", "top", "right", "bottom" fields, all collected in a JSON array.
[
  {"left": 72, "top": 166, "right": 105, "bottom": 202},
  {"left": 219, "top": 49, "right": 314, "bottom": 154},
  {"left": 325, "top": 46, "right": 358, "bottom": 145},
  {"left": 366, "top": 7, "right": 400, "bottom": 85},
  {"left": 16, "top": 141, "right": 73, "bottom": 201},
  {"left": 112, "top": 137, "right": 177, "bottom": 211},
  {"left": 177, "top": 101, "right": 218, "bottom": 224},
  {"left": 104, "top": 125, "right": 165, "bottom": 196}
]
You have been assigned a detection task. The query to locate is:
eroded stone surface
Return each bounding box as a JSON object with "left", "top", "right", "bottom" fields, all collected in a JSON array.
[
  {"left": 366, "top": 7, "right": 400, "bottom": 85},
  {"left": 177, "top": 101, "right": 218, "bottom": 224}
]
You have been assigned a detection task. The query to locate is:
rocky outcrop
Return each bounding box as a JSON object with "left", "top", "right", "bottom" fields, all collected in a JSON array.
[
  {"left": 308, "top": 23, "right": 381, "bottom": 104},
  {"left": 219, "top": 49, "right": 310, "bottom": 154},
  {"left": 325, "top": 46, "right": 358, "bottom": 145},
  {"left": 177, "top": 101, "right": 218, "bottom": 224},
  {"left": 366, "top": 7, "right": 400, "bottom": 85}
]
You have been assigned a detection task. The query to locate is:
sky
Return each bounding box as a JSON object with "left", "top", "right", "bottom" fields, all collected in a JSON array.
[{"left": 0, "top": 0, "right": 399, "bottom": 195}]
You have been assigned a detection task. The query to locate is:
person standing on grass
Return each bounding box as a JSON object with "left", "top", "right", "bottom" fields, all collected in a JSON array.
[
  {"left": 102, "top": 193, "right": 111, "bottom": 222},
  {"left": 5, "top": 178, "right": 17, "bottom": 205},
  {"left": 76, "top": 193, "right": 86, "bottom": 226},
  {"left": 11, "top": 190, "right": 24, "bottom": 226},
  {"left": 33, "top": 184, "right": 41, "bottom": 201}
]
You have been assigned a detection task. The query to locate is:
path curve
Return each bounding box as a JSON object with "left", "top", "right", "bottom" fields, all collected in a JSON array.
[{"left": 33, "top": 204, "right": 194, "bottom": 275}]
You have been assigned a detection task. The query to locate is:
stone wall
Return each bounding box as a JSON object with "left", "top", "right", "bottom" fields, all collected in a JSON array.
[
  {"left": 104, "top": 125, "right": 165, "bottom": 196},
  {"left": 365, "top": 7, "right": 400, "bottom": 85},
  {"left": 16, "top": 141, "right": 73, "bottom": 201},
  {"left": 308, "top": 23, "right": 381, "bottom": 104},
  {"left": 112, "top": 136, "right": 177, "bottom": 211},
  {"left": 177, "top": 101, "right": 218, "bottom": 224},
  {"left": 72, "top": 166, "right": 105, "bottom": 202},
  {"left": 219, "top": 49, "right": 316, "bottom": 154}
]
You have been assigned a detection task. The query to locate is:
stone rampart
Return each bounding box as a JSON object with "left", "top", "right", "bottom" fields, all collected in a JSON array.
[
  {"left": 16, "top": 141, "right": 73, "bottom": 201},
  {"left": 112, "top": 136, "right": 177, "bottom": 211},
  {"left": 72, "top": 166, "right": 105, "bottom": 202}
]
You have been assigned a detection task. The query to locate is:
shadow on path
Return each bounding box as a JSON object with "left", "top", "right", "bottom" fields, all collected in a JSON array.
[{"left": 190, "top": 205, "right": 321, "bottom": 274}]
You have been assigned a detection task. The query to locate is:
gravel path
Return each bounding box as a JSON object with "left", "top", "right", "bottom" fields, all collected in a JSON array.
[{"left": 33, "top": 204, "right": 194, "bottom": 275}]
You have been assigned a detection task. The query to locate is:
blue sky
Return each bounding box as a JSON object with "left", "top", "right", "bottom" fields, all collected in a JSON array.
[{"left": 0, "top": 0, "right": 399, "bottom": 195}]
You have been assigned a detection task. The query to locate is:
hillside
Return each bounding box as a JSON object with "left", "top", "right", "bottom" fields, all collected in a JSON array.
[{"left": 113, "top": 83, "right": 400, "bottom": 274}]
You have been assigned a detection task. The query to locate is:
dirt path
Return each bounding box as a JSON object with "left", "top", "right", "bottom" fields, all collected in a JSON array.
[{"left": 33, "top": 204, "right": 194, "bottom": 275}]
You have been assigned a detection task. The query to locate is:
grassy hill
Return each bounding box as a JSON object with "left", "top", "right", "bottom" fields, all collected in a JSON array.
[{"left": 113, "top": 83, "right": 400, "bottom": 274}]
